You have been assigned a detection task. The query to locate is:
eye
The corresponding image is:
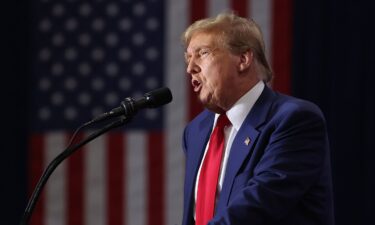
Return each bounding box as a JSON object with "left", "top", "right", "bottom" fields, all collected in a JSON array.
[{"left": 198, "top": 49, "right": 210, "bottom": 57}]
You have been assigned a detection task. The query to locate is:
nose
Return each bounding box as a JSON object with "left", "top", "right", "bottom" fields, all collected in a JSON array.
[{"left": 186, "top": 58, "right": 200, "bottom": 76}]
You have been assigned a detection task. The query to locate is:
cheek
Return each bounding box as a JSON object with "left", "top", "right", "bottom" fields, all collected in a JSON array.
[
  {"left": 201, "top": 58, "right": 232, "bottom": 89},
  {"left": 202, "top": 62, "right": 221, "bottom": 83},
  {"left": 209, "top": 66, "right": 228, "bottom": 86},
  {"left": 202, "top": 71, "right": 219, "bottom": 90}
]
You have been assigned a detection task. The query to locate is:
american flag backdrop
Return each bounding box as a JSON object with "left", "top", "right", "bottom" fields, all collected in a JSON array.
[{"left": 28, "top": 0, "right": 292, "bottom": 225}]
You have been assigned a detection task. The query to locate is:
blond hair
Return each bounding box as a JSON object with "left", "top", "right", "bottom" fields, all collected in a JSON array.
[{"left": 182, "top": 12, "right": 273, "bottom": 82}]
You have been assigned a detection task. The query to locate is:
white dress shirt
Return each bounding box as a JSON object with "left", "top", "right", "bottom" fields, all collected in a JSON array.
[{"left": 194, "top": 81, "right": 265, "bottom": 216}]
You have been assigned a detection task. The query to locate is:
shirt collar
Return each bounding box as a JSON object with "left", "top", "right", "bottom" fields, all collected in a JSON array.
[{"left": 217, "top": 81, "right": 265, "bottom": 130}]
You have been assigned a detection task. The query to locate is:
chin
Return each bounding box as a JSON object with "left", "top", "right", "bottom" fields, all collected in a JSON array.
[
  {"left": 201, "top": 100, "right": 224, "bottom": 114},
  {"left": 198, "top": 95, "right": 211, "bottom": 107}
]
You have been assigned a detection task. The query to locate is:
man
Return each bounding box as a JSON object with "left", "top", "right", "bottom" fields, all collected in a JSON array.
[{"left": 181, "top": 12, "right": 334, "bottom": 225}]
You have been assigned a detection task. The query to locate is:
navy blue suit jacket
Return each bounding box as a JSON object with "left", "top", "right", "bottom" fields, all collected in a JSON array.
[{"left": 182, "top": 86, "right": 334, "bottom": 225}]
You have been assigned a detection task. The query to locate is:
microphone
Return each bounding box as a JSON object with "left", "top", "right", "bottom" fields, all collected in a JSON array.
[{"left": 88, "top": 87, "right": 172, "bottom": 124}]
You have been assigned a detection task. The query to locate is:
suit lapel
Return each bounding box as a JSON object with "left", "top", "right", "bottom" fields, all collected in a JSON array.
[
  {"left": 183, "top": 111, "right": 215, "bottom": 223},
  {"left": 216, "top": 86, "right": 276, "bottom": 210},
  {"left": 186, "top": 113, "right": 214, "bottom": 187}
]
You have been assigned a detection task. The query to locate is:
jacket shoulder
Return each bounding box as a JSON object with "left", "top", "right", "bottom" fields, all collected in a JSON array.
[{"left": 270, "top": 93, "right": 326, "bottom": 122}]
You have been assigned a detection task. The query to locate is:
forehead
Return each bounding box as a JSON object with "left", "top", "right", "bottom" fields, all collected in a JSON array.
[{"left": 186, "top": 32, "right": 217, "bottom": 52}]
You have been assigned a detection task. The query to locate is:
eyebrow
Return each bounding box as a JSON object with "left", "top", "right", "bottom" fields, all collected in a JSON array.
[{"left": 185, "top": 45, "right": 215, "bottom": 53}]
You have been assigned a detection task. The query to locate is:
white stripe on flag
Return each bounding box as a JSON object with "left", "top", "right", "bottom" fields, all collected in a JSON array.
[
  {"left": 209, "top": 0, "right": 229, "bottom": 17},
  {"left": 165, "top": 0, "right": 188, "bottom": 225},
  {"left": 85, "top": 133, "right": 107, "bottom": 225},
  {"left": 250, "top": 0, "right": 273, "bottom": 64},
  {"left": 45, "top": 132, "right": 66, "bottom": 225},
  {"left": 126, "top": 132, "right": 147, "bottom": 225}
]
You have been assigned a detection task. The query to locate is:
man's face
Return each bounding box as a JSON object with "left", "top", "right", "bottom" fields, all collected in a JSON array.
[{"left": 185, "top": 32, "right": 241, "bottom": 113}]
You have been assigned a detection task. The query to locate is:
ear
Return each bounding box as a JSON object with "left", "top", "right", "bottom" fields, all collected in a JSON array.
[{"left": 238, "top": 50, "right": 254, "bottom": 72}]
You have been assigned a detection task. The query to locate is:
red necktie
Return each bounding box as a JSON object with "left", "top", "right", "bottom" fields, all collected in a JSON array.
[{"left": 196, "top": 114, "right": 230, "bottom": 225}]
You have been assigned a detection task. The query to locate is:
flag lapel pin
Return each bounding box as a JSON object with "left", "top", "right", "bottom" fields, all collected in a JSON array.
[{"left": 244, "top": 137, "right": 251, "bottom": 146}]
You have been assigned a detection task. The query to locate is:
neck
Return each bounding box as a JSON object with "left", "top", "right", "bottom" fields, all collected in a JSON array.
[{"left": 222, "top": 77, "right": 260, "bottom": 111}]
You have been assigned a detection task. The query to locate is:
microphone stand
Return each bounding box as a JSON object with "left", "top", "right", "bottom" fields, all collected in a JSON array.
[{"left": 19, "top": 116, "right": 129, "bottom": 225}]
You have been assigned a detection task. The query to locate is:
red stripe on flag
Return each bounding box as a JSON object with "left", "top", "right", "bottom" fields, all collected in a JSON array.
[
  {"left": 29, "top": 134, "right": 44, "bottom": 225},
  {"left": 188, "top": 0, "right": 207, "bottom": 120},
  {"left": 190, "top": 0, "right": 207, "bottom": 22},
  {"left": 67, "top": 132, "right": 85, "bottom": 225},
  {"left": 231, "top": 0, "right": 249, "bottom": 17},
  {"left": 272, "top": 0, "right": 293, "bottom": 94},
  {"left": 147, "top": 132, "right": 165, "bottom": 225},
  {"left": 107, "top": 133, "right": 125, "bottom": 225}
]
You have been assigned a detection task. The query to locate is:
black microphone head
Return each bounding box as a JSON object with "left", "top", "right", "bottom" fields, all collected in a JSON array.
[{"left": 144, "top": 87, "right": 173, "bottom": 108}]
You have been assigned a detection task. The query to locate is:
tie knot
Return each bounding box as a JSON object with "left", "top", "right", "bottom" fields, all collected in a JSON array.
[{"left": 216, "top": 114, "right": 231, "bottom": 129}]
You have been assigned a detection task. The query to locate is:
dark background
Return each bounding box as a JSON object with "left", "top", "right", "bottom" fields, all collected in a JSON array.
[
  {"left": 293, "top": 1, "right": 375, "bottom": 224},
  {"left": 1, "top": 0, "right": 374, "bottom": 224},
  {"left": 1, "top": 0, "right": 29, "bottom": 224}
]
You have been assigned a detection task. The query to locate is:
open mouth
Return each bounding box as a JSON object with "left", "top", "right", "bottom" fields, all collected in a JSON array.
[{"left": 191, "top": 79, "right": 202, "bottom": 92}]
